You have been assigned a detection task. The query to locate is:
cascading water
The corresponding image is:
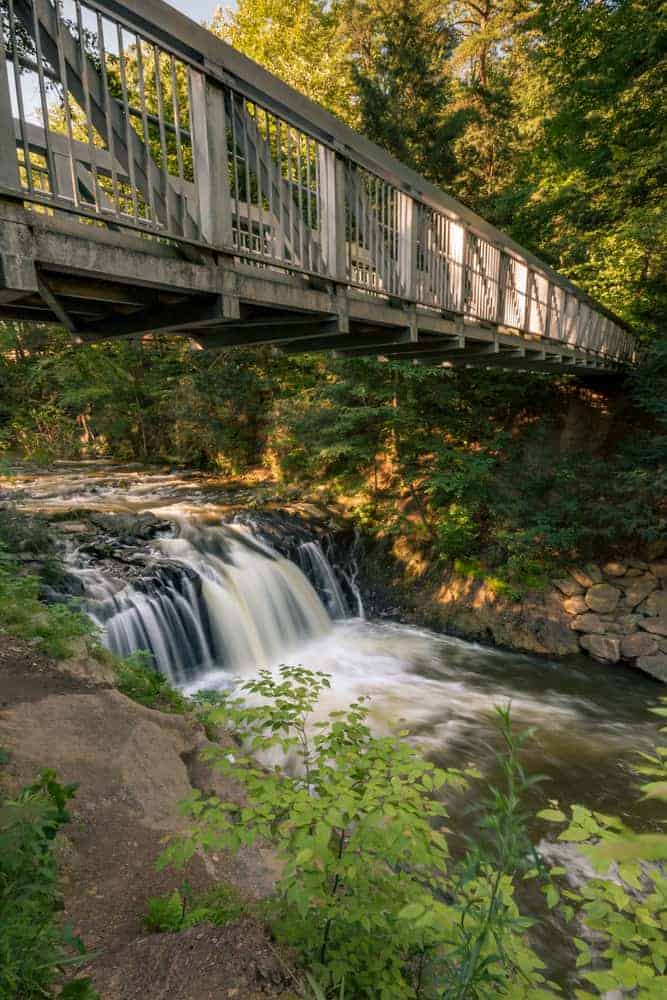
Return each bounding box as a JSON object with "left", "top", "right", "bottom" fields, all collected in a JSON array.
[{"left": 79, "top": 520, "right": 336, "bottom": 685}]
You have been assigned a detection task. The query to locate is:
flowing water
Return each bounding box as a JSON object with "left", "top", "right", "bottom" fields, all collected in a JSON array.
[
  {"left": 4, "top": 462, "right": 664, "bottom": 973},
  {"left": 6, "top": 462, "right": 661, "bottom": 806}
]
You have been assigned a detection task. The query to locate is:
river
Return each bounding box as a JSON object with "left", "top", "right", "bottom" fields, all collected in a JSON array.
[
  {"left": 4, "top": 462, "right": 663, "bottom": 885},
  {"left": 5, "top": 460, "right": 664, "bottom": 984}
]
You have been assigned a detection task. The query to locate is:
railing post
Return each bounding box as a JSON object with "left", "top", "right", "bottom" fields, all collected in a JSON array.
[
  {"left": 0, "top": 41, "right": 19, "bottom": 191},
  {"left": 397, "top": 193, "right": 417, "bottom": 302},
  {"left": 189, "top": 70, "right": 233, "bottom": 248},
  {"left": 319, "top": 147, "right": 347, "bottom": 282}
]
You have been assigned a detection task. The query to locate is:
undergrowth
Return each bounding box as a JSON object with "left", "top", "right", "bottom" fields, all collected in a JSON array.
[
  {"left": 0, "top": 756, "right": 98, "bottom": 999},
  {"left": 143, "top": 882, "right": 243, "bottom": 933},
  {"left": 162, "top": 668, "right": 667, "bottom": 999}
]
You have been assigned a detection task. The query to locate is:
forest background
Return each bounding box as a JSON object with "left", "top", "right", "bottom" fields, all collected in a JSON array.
[{"left": 1, "top": 0, "right": 665, "bottom": 589}]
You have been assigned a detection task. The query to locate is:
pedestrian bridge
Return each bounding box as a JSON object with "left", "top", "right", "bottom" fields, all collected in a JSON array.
[{"left": 0, "top": 0, "right": 635, "bottom": 372}]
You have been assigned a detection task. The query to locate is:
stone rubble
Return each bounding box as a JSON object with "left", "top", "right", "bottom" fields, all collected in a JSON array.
[{"left": 552, "top": 558, "right": 667, "bottom": 682}]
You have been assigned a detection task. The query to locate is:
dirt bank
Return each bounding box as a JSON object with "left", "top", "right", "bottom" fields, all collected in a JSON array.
[{"left": 0, "top": 637, "right": 291, "bottom": 999}]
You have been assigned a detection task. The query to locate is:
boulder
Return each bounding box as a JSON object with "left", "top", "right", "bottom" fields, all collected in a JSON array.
[
  {"left": 643, "top": 539, "right": 667, "bottom": 561},
  {"left": 570, "top": 567, "right": 596, "bottom": 589},
  {"left": 580, "top": 634, "right": 621, "bottom": 663},
  {"left": 571, "top": 613, "right": 606, "bottom": 634},
  {"left": 602, "top": 561, "right": 626, "bottom": 578},
  {"left": 585, "top": 583, "right": 621, "bottom": 615},
  {"left": 635, "top": 653, "right": 667, "bottom": 683},
  {"left": 625, "top": 568, "right": 644, "bottom": 578},
  {"left": 639, "top": 618, "right": 667, "bottom": 637},
  {"left": 563, "top": 595, "right": 589, "bottom": 616},
  {"left": 621, "top": 574, "right": 658, "bottom": 609},
  {"left": 620, "top": 633, "right": 659, "bottom": 660},
  {"left": 584, "top": 563, "right": 603, "bottom": 583},
  {"left": 616, "top": 614, "right": 640, "bottom": 634},
  {"left": 650, "top": 562, "right": 667, "bottom": 580},
  {"left": 643, "top": 590, "right": 667, "bottom": 620},
  {"left": 552, "top": 578, "right": 584, "bottom": 597}
]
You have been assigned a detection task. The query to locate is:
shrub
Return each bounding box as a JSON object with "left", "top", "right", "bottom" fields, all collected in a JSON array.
[
  {"left": 110, "top": 649, "right": 189, "bottom": 714},
  {"left": 160, "top": 666, "right": 555, "bottom": 998},
  {"left": 0, "top": 765, "right": 98, "bottom": 999},
  {"left": 0, "top": 547, "right": 92, "bottom": 658}
]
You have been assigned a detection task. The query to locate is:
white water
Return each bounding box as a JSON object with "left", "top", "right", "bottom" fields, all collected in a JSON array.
[{"left": 80, "top": 519, "right": 334, "bottom": 684}]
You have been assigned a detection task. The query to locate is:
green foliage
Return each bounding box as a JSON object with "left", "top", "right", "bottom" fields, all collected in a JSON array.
[
  {"left": 537, "top": 697, "right": 667, "bottom": 998},
  {"left": 144, "top": 882, "right": 243, "bottom": 934},
  {"left": 0, "top": 547, "right": 92, "bottom": 658},
  {"left": 0, "top": 768, "right": 98, "bottom": 999},
  {"left": 160, "top": 666, "right": 555, "bottom": 998},
  {"left": 111, "top": 650, "right": 189, "bottom": 714}
]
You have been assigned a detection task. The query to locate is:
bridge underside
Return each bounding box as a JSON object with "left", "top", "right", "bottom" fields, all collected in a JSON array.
[{"left": 0, "top": 202, "right": 623, "bottom": 375}]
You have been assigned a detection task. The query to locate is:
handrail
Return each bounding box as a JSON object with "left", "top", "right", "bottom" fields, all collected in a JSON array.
[{"left": 0, "top": 0, "right": 636, "bottom": 362}]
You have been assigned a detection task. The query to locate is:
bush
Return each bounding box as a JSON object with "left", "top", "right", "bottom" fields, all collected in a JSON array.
[
  {"left": 0, "top": 764, "right": 98, "bottom": 999},
  {"left": 0, "top": 547, "right": 92, "bottom": 658},
  {"left": 160, "top": 666, "right": 555, "bottom": 998},
  {"left": 111, "top": 650, "right": 189, "bottom": 714}
]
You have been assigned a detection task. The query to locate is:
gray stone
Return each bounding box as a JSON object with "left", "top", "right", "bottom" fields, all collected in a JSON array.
[
  {"left": 620, "top": 633, "right": 659, "bottom": 659},
  {"left": 570, "top": 567, "right": 596, "bottom": 589},
  {"left": 584, "top": 563, "right": 603, "bottom": 584},
  {"left": 585, "top": 583, "right": 621, "bottom": 614},
  {"left": 563, "top": 595, "right": 588, "bottom": 616},
  {"left": 603, "top": 561, "right": 627, "bottom": 578},
  {"left": 622, "top": 574, "right": 659, "bottom": 609},
  {"left": 616, "top": 614, "right": 640, "bottom": 634},
  {"left": 639, "top": 618, "right": 667, "bottom": 637},
  {"left": 625, "top": 567, "right": 644, "bottom": 578},
  {"left": 552, "top": 578, "right": 584, "bottom": 597},
  {"left": 644, "top": 591, "right": 667, "bottom": 619},
  {"left": 643, "top": 539, "right": 667, "bottom": 561},
  {"left": 580, "top": 634, "right": 621, "bottom": 663},
  {"left": 636, "top": 653, "right": 667, "bottom": 683},
  {"left": 571, "top": 613, "right": 605, "bottom": 634}
]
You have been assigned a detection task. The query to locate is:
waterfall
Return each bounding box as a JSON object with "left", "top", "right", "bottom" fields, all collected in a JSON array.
[{"left": 79, "top": 520, "right": 334, "bottom": 685}]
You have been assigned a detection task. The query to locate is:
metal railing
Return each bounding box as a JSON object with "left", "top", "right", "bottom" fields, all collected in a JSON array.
[{"left": 0, "top": 0, "right": 636, "bottom": 362}]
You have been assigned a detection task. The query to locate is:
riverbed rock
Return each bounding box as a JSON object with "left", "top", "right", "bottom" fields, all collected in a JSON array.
[
  {"left": 553, "top": 577, "right": 584, "bottom": 597},
  {"left": 620, "top": 633, "right": 659, "bottom": 660},
  {"left": 603, "top": 561, "right": 627, "bottom": 578},
  {"left": 585, "top": 583, "right": 621, "bottom": 614},
  {"left": 636, "top": 653, "right": 667, "bottom": 683},
  {"left": 639, "top": 618, "right": 667, "bottom": 637},
  {"left": 563, "top": 595, "right": 589, "bottom": 616},
  {"left": 571, "top": 613, "right": 605, "bottom": 634},
  {"left": 621, "top": 574, "right": 659, "bottom": 609},
  {"left": 616, "top": 614, "right": 641, "bottom": 634},
  {"left": 579, "top": 634, "right": 621, "bottom": 663},
  {"left": 650, "top": 562, "right": 667, "bottom": 580}
]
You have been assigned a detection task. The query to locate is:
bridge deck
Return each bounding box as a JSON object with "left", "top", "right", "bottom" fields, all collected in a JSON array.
[{"left": 0, "top": 0, "right": 635, "bottom": 373}]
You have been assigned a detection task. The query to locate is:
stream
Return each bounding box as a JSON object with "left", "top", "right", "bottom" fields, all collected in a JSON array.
[{"left": 3, "top": 461, "right": 663, "bottom": 978}]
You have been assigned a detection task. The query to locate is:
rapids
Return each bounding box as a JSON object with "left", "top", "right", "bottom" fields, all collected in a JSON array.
[{"left": 6, "top": 462, "right": 663, "bottom": 827}]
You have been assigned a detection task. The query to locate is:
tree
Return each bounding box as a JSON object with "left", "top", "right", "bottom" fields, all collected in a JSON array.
[
  {"left": 211, "top": 1, "right": 354, "bottom": 121},
  {"left": 338, "top": 0, "right": 458, "bottom": 184}
]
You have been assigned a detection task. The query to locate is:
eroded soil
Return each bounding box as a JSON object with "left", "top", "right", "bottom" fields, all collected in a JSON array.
[{"left": 0, "top": 636, "right": 291, "bottom": 999}]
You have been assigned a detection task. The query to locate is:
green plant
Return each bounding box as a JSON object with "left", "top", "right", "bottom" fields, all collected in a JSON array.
[
  {"left": 0, "top": 547, "right": 93, "bottom": 658},
  {"left": 111, "top": 650, "right": 189, "bottom": 714},
  {"left": 538, "top": 698, "right": 667, "bottom": 998},
  {"left": 160, "top": 667, "right": 555, "bottom": 998},
  {"left": 144, "top": 882, "right": 243, "bottom": 934},
  {"left": 0, "top": 769, "right": 98, "bottom": 998}
]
